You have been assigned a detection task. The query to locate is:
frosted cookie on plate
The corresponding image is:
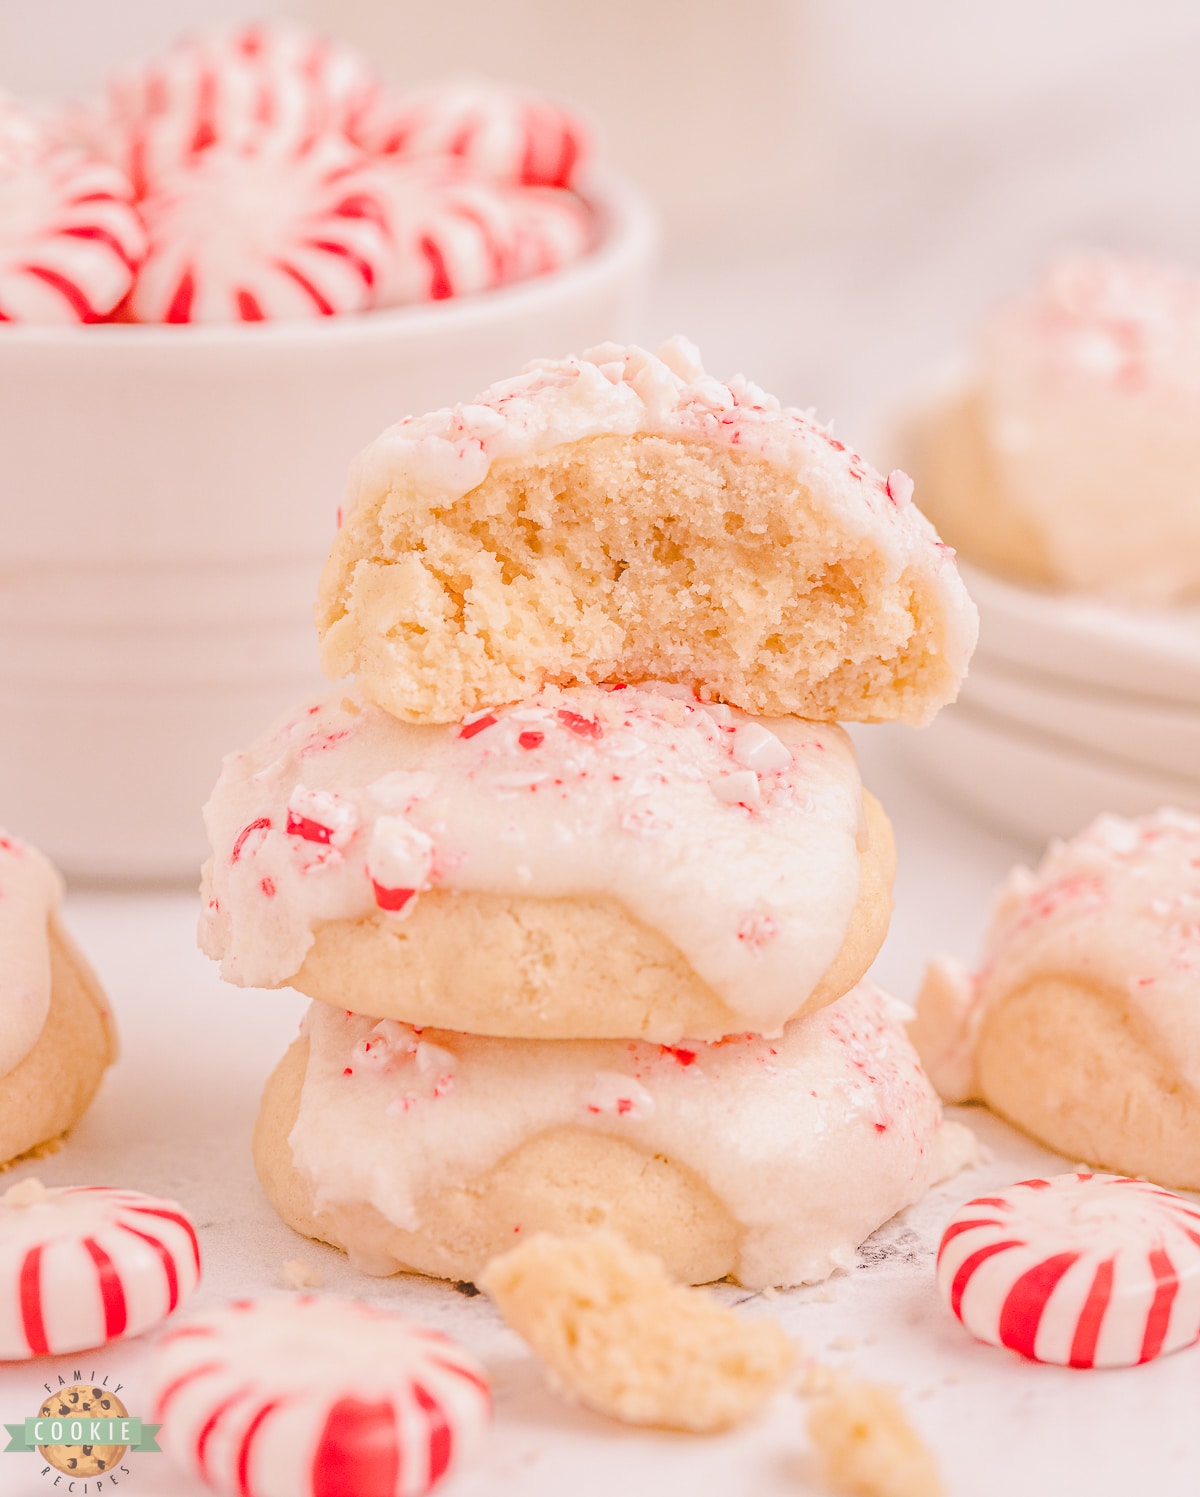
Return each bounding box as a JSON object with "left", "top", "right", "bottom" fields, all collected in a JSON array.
[
  {"left": 201, "top": 682, "right": 895, "bottom": 1042},
  {"left": 315, "top": 338, "right": 977, "bottom": 726},
  {"left": 253, "top": 981, "right": 976, "bottom": 1289},
  {"left": 0, "top": 832, "right": 116, "bottom": 1166},
  {"left": 911, "top": 808, "right": 1200, "bottom": 1187},
  {"left": 913, "top": 252, "right": 1200, "bottom": 603}
]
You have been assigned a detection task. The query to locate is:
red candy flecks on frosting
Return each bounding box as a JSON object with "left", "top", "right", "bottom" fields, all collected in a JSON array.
[
  {"left": 91, "top": 21, "right": 382, "bottom": 196},
  {"left": 0, "top": 108, "right": 145, "bottom": 322},
  {"left": 356, "top": 80, "right": 590, "bottom": 189},
  {"left": 937, "top": 1173, "right": 1200, "bottom": 1368},
  {"left": 148, "top": 1295, "right": 490, "bottom": 1497},
  {"left": 129, "top": 135, "right": 389, "bottom": 323},
  {"left": 368, "top": 158, "right": 591, "bottom": 308},
  {"left": 0, "top": 1182, "right": 201, "bottom": 1359}
]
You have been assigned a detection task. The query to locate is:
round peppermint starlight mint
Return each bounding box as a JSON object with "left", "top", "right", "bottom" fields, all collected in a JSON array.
[
  {"left": 131, "top": 135, "right": 388, "bottom": 322},
  {"left": 0, "top": 119, "right": 145, "bottom": 322},
  {"left": 0, "top": 1182, "right": 201, "bottom": 1359},
  {"left": 937, "top": 1173, "right": 1200, "bottom": 1368},
  {"left": 149, "top": 1296, "right": 491, "bottom": 1497}
]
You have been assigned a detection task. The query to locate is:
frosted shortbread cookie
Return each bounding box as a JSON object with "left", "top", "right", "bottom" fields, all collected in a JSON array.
[
  {"left": 479, "top": 1231, "right": 793, "bottom": 1432},
  {"left": 911, "top": 808, "right": 1200, "bottom": 1187},
  {"left": 252, "top": 982, "right": 976, "bottom": 1290},
  {"left": 315, "top": 339, "right": 977, "bottom": 725},
  {"left": 914, "top": 252, "right": 1200, "bottom": 602},
  {"left": 0, "top": 833, "right": 117, "bottom": 1166},
  {"left": 201, "top": 683, "right": 893, "bottom": 1041}
]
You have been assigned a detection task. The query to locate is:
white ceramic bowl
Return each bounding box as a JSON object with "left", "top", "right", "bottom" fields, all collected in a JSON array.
[
  {"left": 0, "top": 176, "right": 657, "bottom": 882},
  {"left": 960, "top": 651, "right": 1200, "bottom": 782},
  {"left": 900, "top": 699, "right": 1200, "bottom": 848},
  {"left": 961, "top": 563, "right": 1200, "bottom": 707}
]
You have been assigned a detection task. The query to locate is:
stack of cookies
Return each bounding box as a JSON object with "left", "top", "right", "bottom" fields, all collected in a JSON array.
[{"left": 201, "top": 338, "right": 979, "bottom": 1289}]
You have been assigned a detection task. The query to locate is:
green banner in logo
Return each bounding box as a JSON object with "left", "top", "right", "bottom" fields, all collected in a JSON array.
[{"left": 4, "top": 1418, "right": 162, "bottom": 1453}]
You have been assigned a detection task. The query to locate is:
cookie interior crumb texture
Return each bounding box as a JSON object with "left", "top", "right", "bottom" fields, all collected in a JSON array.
[
  {"left": 807, "top": 1376, "right": 945, "bottom": 1497},
  {"left": 478, "top": 1230, "right": 794, "bottom": 1433},
  {"left": 316, "top": 345, "right": 977, "bottom": 727}
]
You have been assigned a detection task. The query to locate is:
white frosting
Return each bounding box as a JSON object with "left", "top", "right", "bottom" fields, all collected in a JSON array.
[
  {"left": 289, "top": 983, "right": 975, "bottom": 1289},
  {"left": 0, "top": 832, "right": 62, "bottom": 1080},
  {"left": 200, "top": 682, "right": 865, "bottom": 1035},
  {"left": 338, "top": 339, "right": 977, "bottom": 703},
  {"left": 980, "top": 252, "right": 1200, "bottom": 602},
  {"left": 916, "top": 808, "right": 1200, "bottom": 1100}
]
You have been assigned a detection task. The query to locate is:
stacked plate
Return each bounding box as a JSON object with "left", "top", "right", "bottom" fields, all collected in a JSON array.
[{"left": 902, "top": 563, "right": 1200, "bottom": 844}]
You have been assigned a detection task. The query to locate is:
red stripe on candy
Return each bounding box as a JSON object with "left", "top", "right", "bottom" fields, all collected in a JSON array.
[
  {"left": 19, "top": 1245, "right": 48, "bottom": 1356},
  {"left": 82, "top": 1237, "right": 128, "bottom": 1340},
  {"left": 413, "top": 1381, "right": 452, "bottom": 1483},
  {"left": 1068, "top": 1256, "right": 1115, "bottom": 1368},
  {"left": 153, "top": 1360, "right": 222, "bottom": 1419},
  {"left": 305, "top": 238, "right": 375, "bottom": 288},
  {"left": 1140, "top": 1248, "right": 1179, "bottom": 1363},
  {"left": 60, "top": 224, "right": 138, "bottom": 272},
  {"left": 276, "top": 261, "right": 336, "bottom": 316},
  {"left": 313, "top": 1397, "right": 399, "bottom": 1497},
  {"left": 165, "top": 268, "right": 196, "bottom": 323},
  {"left": 125, "top": 1205, "right": 202, "bottom": 1274},
  {"left": 429, "top": 1355, "right": 492, "bottom": 1399},
  {"left": 117, "top": 1221, "right": 180, "bottom": 1311},
  {"left": 237, "top": 289, "right": 265, "bottom": 321},
  {"left": 936, "top": 1219, "right": 1004, "bottom": 1265},
  {"left": 420, "top": 235, "right": 453, "bottom": 299},
  {"left": 287, "top": 811, "right": 333, "bottom": 844},
  {"left": 997, "top": 1251, "right": 1081, "bottom": 1360},
  {"left": 197, "top": 1386, "right": 251, "bottom": 1480},
  {"left": 237, "top": 1397, "right": 285, "bottom": 1497},
  {"left": 949, "top": 1239, "right": 1023, "bottom": 1321},
  {"left": 23, "top": 264, "right": 101, "bottom": 322}
]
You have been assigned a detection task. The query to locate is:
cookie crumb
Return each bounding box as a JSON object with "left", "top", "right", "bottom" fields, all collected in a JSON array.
[
  {"left": 807, "top": 1375, "right": 945, "bottom": 1497},
  {"left": 480, "top": 1231, "right": 794, "bottom": 1433},
  {"left": 281, "top": 1258, "right": 321, "bottom": 1290},
  {"left": 828, "top": 1334, "right": 857, "bottom": 1352},
  {"left": 2, "top": 1178, "right": 47, "bottom": 1209},
  {"left": 798, "top": 1361, "right": 839, "bottom": 1396}
]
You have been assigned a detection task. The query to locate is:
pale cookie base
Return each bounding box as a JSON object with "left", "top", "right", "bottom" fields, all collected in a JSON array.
[
  {"left": 907, "top": 385, "right": 1055, "bottom": 589},
  {"left": 254, "top": 1038, "right": 740, "bottom": 1285},
  {"left": 974, "top": 976, "right": 1200, "bottom": 1189},
  {"left": 318, "top": 433, "right": 968, "bottom": 727},
  {"left": 806, "top": 1376, "right": 945, "bottom": 1497},
  {"left": 0, "top": 918, "right": 117, "bottom": 1168},
  {"left": 288, "top": 791, "right": 895, "bottom": 1043},
  {"left": 479, "top": 1232, "right": 794, "bottom": 1432}
]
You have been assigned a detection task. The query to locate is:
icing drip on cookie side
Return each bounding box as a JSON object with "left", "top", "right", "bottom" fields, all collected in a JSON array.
[
  {"left": 200, "top": 682, "right": 866, "bottom": 1035},
  {"left": 0, "top": 833, "right": 63, "bottom": 1079},
  {"left": 917, "top": 809, "right": 1200, "bottom": 1094},
  {"left": 288, "top": 983, "right": 976, "bottom": 1289}
]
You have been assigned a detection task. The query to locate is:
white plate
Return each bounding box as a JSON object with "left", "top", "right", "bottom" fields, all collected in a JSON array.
[
  {"left": 962, "top": 563, "right": 1200, "bottom": 707},
  {"left": 900, "top": 699, "right": 1200, "bottom": 846},
  {"left": 960, "top": 651, "right": 1200, "bottom": 782}
]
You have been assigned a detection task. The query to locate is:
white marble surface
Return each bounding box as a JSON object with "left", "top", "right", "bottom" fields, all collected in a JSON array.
[{"left": 0, "top": 733, "right": 1194, "bottom": 1497}]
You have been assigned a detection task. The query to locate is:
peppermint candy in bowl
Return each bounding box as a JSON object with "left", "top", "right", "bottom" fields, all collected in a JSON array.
[
  {"left": 0, "top": 110, "right": 145, "bottom": 323},
  {"left": 356, "top": 78, "right": 590, "bottom": 188},
  {"left": 0, "top": 1180, "right": 201, "bottom": 1359},
  {"left": 937, "top": 1173, "right": 1200, "bottom": 1368},
  {"left": 149, "top": 1295, "right": 490, "bottom": 1497},
  {"left": 131, "top": 136, "right": 388, "bottom": 324}
]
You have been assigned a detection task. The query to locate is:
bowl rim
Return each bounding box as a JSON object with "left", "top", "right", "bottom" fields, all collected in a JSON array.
[{"left": 0, "top": 171, "right": 657, "bottom": 350}]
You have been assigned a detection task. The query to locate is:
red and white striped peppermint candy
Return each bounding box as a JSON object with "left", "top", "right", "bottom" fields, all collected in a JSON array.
[
  {"left": 937, "top": 1173, "right": 1200, "bottom": 1368},
  {"left": 130, "top": 136, "right": 388, "bottom": 323},
  {"left": 149, "top": 1295, "right": 490, "bottom": 1497},
  {"left": 358, "top": 81, "right": 590, "bottom": 189},
  {"left": 0, "top": 118, "right": 145, "bottom": 322},
  {"left": 96, "top": 22, "right": 381, "bottom": 196},
  {"left": 372, "top": 159, "right": 591, "bottom": 307},
  {"left": 0, "top": 1183, "right": 201, "bottom": 1359}
]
